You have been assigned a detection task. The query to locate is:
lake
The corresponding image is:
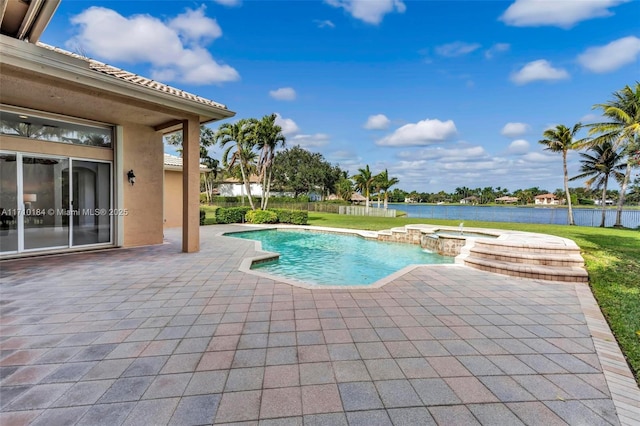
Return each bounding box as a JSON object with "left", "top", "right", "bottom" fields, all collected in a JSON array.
[{"left": 389, "top": 204, "right": 640, "bottom": 228}]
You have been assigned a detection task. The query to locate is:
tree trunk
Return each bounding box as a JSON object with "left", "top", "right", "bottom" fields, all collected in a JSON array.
[
  {"left": 264, "top": 168, "right": 273, "bottom": 210},
  {"left": 600, "top": 178, "right": 608, "bottom": 228},
  {"left": 239, "top": 162, "right": 255, "bottom": 210},
  {"left": 563, "top": 151, "right": 575, "bottom": 225},
  {"left": 384, "top": 192, "right": 388, "bottom": 209},
  {"left": 614, "top": 162, "right": 632, "bottom": 227}
]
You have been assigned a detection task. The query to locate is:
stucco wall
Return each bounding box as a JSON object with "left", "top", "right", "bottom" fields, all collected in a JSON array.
[
  {"left": 122, "top": 124, "right": 164, "bottom": 247},
  {"left": 164, "top": 169, "right": 183, "bottom": 228}
]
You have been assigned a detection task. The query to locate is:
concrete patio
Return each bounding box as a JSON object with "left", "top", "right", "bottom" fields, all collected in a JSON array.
[{"left": 1, "top": 225, "right": 638, "bottom": 425}]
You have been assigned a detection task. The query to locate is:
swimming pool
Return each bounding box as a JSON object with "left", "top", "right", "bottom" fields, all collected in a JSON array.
[{"left": 227, "top": 229, "right": 454, "bottom": 286}]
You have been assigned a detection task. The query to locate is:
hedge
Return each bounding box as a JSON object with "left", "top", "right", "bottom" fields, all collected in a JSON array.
[
  {"left": 199, "top": 209, "right": 206, "bottom": 225},
  {"left": 215, "top": 206, "right": 251, "bottom": 224},
  {"left": 270, "top": 208, "right": 308, "bottom": 225},
  {"left": 212, "top": 207, "right": 308, "bottom": 225},
  {"left": 246, "top": 210, "right": 278, "bottom": 224}
]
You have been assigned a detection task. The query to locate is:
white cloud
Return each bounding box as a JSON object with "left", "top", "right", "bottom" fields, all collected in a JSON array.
[
  {"left": 67, "top": 6, "right": 239, "bottom": 84},
  {"left": 168, "top": 6, "right": 222, "bottom": 44},
  {"left": 507, "top": 139, "right": 530, "bottom": 155},
  {"left": 501, "top": 122, "right": 530, "bottom": 138},
  {"left": 577, "top": 36, "right": 640, "bottom": 73},
  {"left": 269, "top": 87, "right": 297, "bottom": 101},
  {"left": 397, "top": 145, "right": 488, "bottom": 162},
  {"left": 435, "top": 41, "right": 482, "bottom": 57},
  {"left": 499, "top": 0, "right": 629, "bottom": 29},
  {"left": 324, "top": 0, "right": 406, "bottom": 25},
  {"left": 274, "top": 113, "right": 300, "bottom": 136},
  {"left": 510, "top": 60, "right": 569, "bottom": 85},
  {"left": 290, "top": 133, "right": 331, "bottom": 148},
  {"left": 364, "top": 114, "right": 391, "bottom": 130},
  {"left": 485, "top": 43, "right": 510, "bottom": 59},
  {"left": 212, "top": 0, "right": 242, "bottom": 6},
  {"left": 579, "top": 113, "right": 600, "bottom": 124},
  {"left": 314, "top": 19, "right": 336, "bottom": 28},
  {"left": 377, "top": 119, "right": 457, "bottom": 147}
]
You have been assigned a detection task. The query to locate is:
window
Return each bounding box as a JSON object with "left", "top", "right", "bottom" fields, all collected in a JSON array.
[{"left": 0, "top": 109, "right": 113, "bottom": 148}]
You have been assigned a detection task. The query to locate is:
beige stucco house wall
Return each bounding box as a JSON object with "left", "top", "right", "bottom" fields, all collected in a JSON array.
[
  {"left": 0, "top": 2, "right": 234, "bottom": 257},
  {"left": 163, "top": 154, "right": 209, "bottom": 229}
]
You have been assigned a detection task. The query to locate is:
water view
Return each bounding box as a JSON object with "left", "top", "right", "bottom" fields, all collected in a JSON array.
[
  {"left": 228, "top": 229, "right": 453, "bottom": 286},
  {"left": 391, "top": 204, "right": 640, "bottom": 228}
]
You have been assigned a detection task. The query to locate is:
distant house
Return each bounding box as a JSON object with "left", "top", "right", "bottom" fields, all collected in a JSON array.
[
  {"left": 495, "top": 196, "right": 519, "bottom": 204},
  {"left": 460, "top": 196, "right": 479, "bottom": 205},
  {"left": 404, "top": 197, "right": 417, "bottom": 203},
  {"left": 163, "top": 154, "right": 209, "bottom": 228},
  {"left": 534, "top": 193, "right": 560, "bottom": 205},
  {"left": 218, "top": 175, "right": 262, "bottom": 198},
  {"left": 594, "top": 199, "right": 615, "bottom": 206}
]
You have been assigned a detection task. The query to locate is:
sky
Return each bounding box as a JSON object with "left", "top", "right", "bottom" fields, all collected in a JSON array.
[{"left": 42, "top": 0, "right": 640, "bottom": 193}]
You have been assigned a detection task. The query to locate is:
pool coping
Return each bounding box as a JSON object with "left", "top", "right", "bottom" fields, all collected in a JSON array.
[{"left": 219, "top": 224, "right": 462, "bottom": 290}]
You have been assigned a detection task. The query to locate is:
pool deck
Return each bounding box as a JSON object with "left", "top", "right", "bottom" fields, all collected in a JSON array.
[{"left": 1, "top": 224, "right": 638, "bottom": 425}]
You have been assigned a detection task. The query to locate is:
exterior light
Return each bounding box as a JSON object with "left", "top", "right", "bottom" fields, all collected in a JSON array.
[{"left": 127, "top": 170, "right": 136, "bottom": 185}]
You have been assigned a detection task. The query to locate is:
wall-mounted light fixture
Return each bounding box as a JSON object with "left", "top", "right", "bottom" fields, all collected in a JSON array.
[{"left": 127, "top": 170, "right": 136, "bottom": 185}]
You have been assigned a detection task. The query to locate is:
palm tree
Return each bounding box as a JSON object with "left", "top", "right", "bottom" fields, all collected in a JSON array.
[
  {"left": 375, "top": 169, "right": 400, "bottom": 209},
  {"left": 539, "top": 123, "right": 586, "bottom": 225},
  {"left": 336, "top": 176, "right": 353, "bottom": 201},
  {"left": 588, "top": 83, "right": 640, "bottom": 227},
  {"left": 255, "top": 114, "right": 286, "bottom": 210},
  {"left": 216, "top": 119, "right": 258, "bottom": 210},
  {"left": 352, "top": 165, "right": 374, "bottom": 211},
  {"left": 570, "top": 142, "right": 626, "bottom": 227}
]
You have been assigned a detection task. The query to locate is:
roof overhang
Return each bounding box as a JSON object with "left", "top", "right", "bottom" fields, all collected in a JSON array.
[
  {"left": 1, "top": 0, "right": 60, "bottom": 43},
  {"left": 0, "top": 35, "right": 235, "bottom": 130}
]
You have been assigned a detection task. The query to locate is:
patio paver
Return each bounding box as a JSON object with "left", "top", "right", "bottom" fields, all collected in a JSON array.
[{"left": 1, "top": 224, "right": 638, "bottom": 425}]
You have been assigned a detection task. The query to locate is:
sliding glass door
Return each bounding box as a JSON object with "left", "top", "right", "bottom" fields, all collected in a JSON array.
[{"left": 0, "top": 152, "right": 112, "bottom": 255}]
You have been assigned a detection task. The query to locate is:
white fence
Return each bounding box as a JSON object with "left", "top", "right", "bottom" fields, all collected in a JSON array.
[{"left": 338, "top": 206, "right": 397, "bottom": 217}]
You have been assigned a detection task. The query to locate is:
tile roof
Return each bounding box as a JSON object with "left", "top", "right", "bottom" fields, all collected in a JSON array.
[
  {"left": 164, "top": 153, "right": 209, "bottom": 170},
  {"left": 36, "top": 42, "right": 228, "bottom": 110}
]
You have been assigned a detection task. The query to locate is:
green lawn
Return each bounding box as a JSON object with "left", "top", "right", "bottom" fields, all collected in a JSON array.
[{"left": 307, "top": 212, "right": 640, "bottom": 384}]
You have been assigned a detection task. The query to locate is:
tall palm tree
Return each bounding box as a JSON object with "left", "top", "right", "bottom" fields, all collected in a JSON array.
[
  {"left": 352, "top": 165, "right": 374, "bottom": 211},
  {"left": 216, "top": 119, "right": 258, "bottom": 210},
  {"left": 570, "top": 142, "right": 626, "bottom": 227},
  {"left": 539, "top": 123, "right": 586, "bottom": 225},
  {"left": 588, "top": 83, "right": 640, "bottom": 227},
  {"left": 255, "top": 114, "right": 286, "bottom": 210},
  {"left": 375, "top": 169, "right": 400, "bottom": 209}
]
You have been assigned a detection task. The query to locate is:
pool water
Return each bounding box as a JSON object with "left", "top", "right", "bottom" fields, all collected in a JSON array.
[{"left": 228, "top": 229, "right": 454, "bottom": 286}]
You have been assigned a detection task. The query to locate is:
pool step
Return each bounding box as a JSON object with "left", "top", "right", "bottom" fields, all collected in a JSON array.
[
  {"left": 463, "top": 239, "right": 588, "bottom": 283},
  {"left": 463, "top": 256, "right": 588, "bottom": 283},
  {"left": 469, "top": 245, "right": 584, "bottom": 267}
]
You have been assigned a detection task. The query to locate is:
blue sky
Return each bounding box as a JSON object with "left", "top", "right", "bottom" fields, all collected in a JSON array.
[{"left": 42, "top": 0, "right": 640, "bottom": 192}]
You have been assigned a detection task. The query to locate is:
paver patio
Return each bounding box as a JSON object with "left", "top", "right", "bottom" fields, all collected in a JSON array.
[{"left": 1, "top": 225, "right": 638, "bottom": 425}]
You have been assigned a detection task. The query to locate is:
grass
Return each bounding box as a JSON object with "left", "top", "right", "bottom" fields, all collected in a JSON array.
[{"left": 307, "top": 212, "right": 640, "bottom": 384}]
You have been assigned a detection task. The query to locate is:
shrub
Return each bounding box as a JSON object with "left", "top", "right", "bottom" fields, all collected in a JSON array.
[
  {"left": 270, "top": 208, "right": 291, "bottom": 223},
  {"left": 269, "top": 208, "right": 308, "bottom": 225},
  {"left": 289, "top": 210, "right": 308, "bottom": 225},
  {"left": 200, "top": 193, "right": 208, "bottom": 204},
  {"left": 579, "top": 198, "right": 596, "bottom": 205},
  {"left": 199, "top": 209, "right": 206, "bottom": 225},
  {"left": 215, "top": 206, "right": 251, "bottom": 224},
  {"left": 246, "top": 210, "right": 278, "bottom": 224}
]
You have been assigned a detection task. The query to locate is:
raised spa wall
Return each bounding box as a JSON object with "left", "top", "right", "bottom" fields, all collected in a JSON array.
[{"left": 376, "top": 227, "right": 466, "bottom": 256}]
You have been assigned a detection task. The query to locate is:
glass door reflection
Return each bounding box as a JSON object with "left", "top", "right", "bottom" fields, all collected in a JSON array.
[
  {"left": 0, "top": 153, "right": 18, "bottom": 253},
  {"left": 22, "top": 156, "right": 70, "bottom": 250}
]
